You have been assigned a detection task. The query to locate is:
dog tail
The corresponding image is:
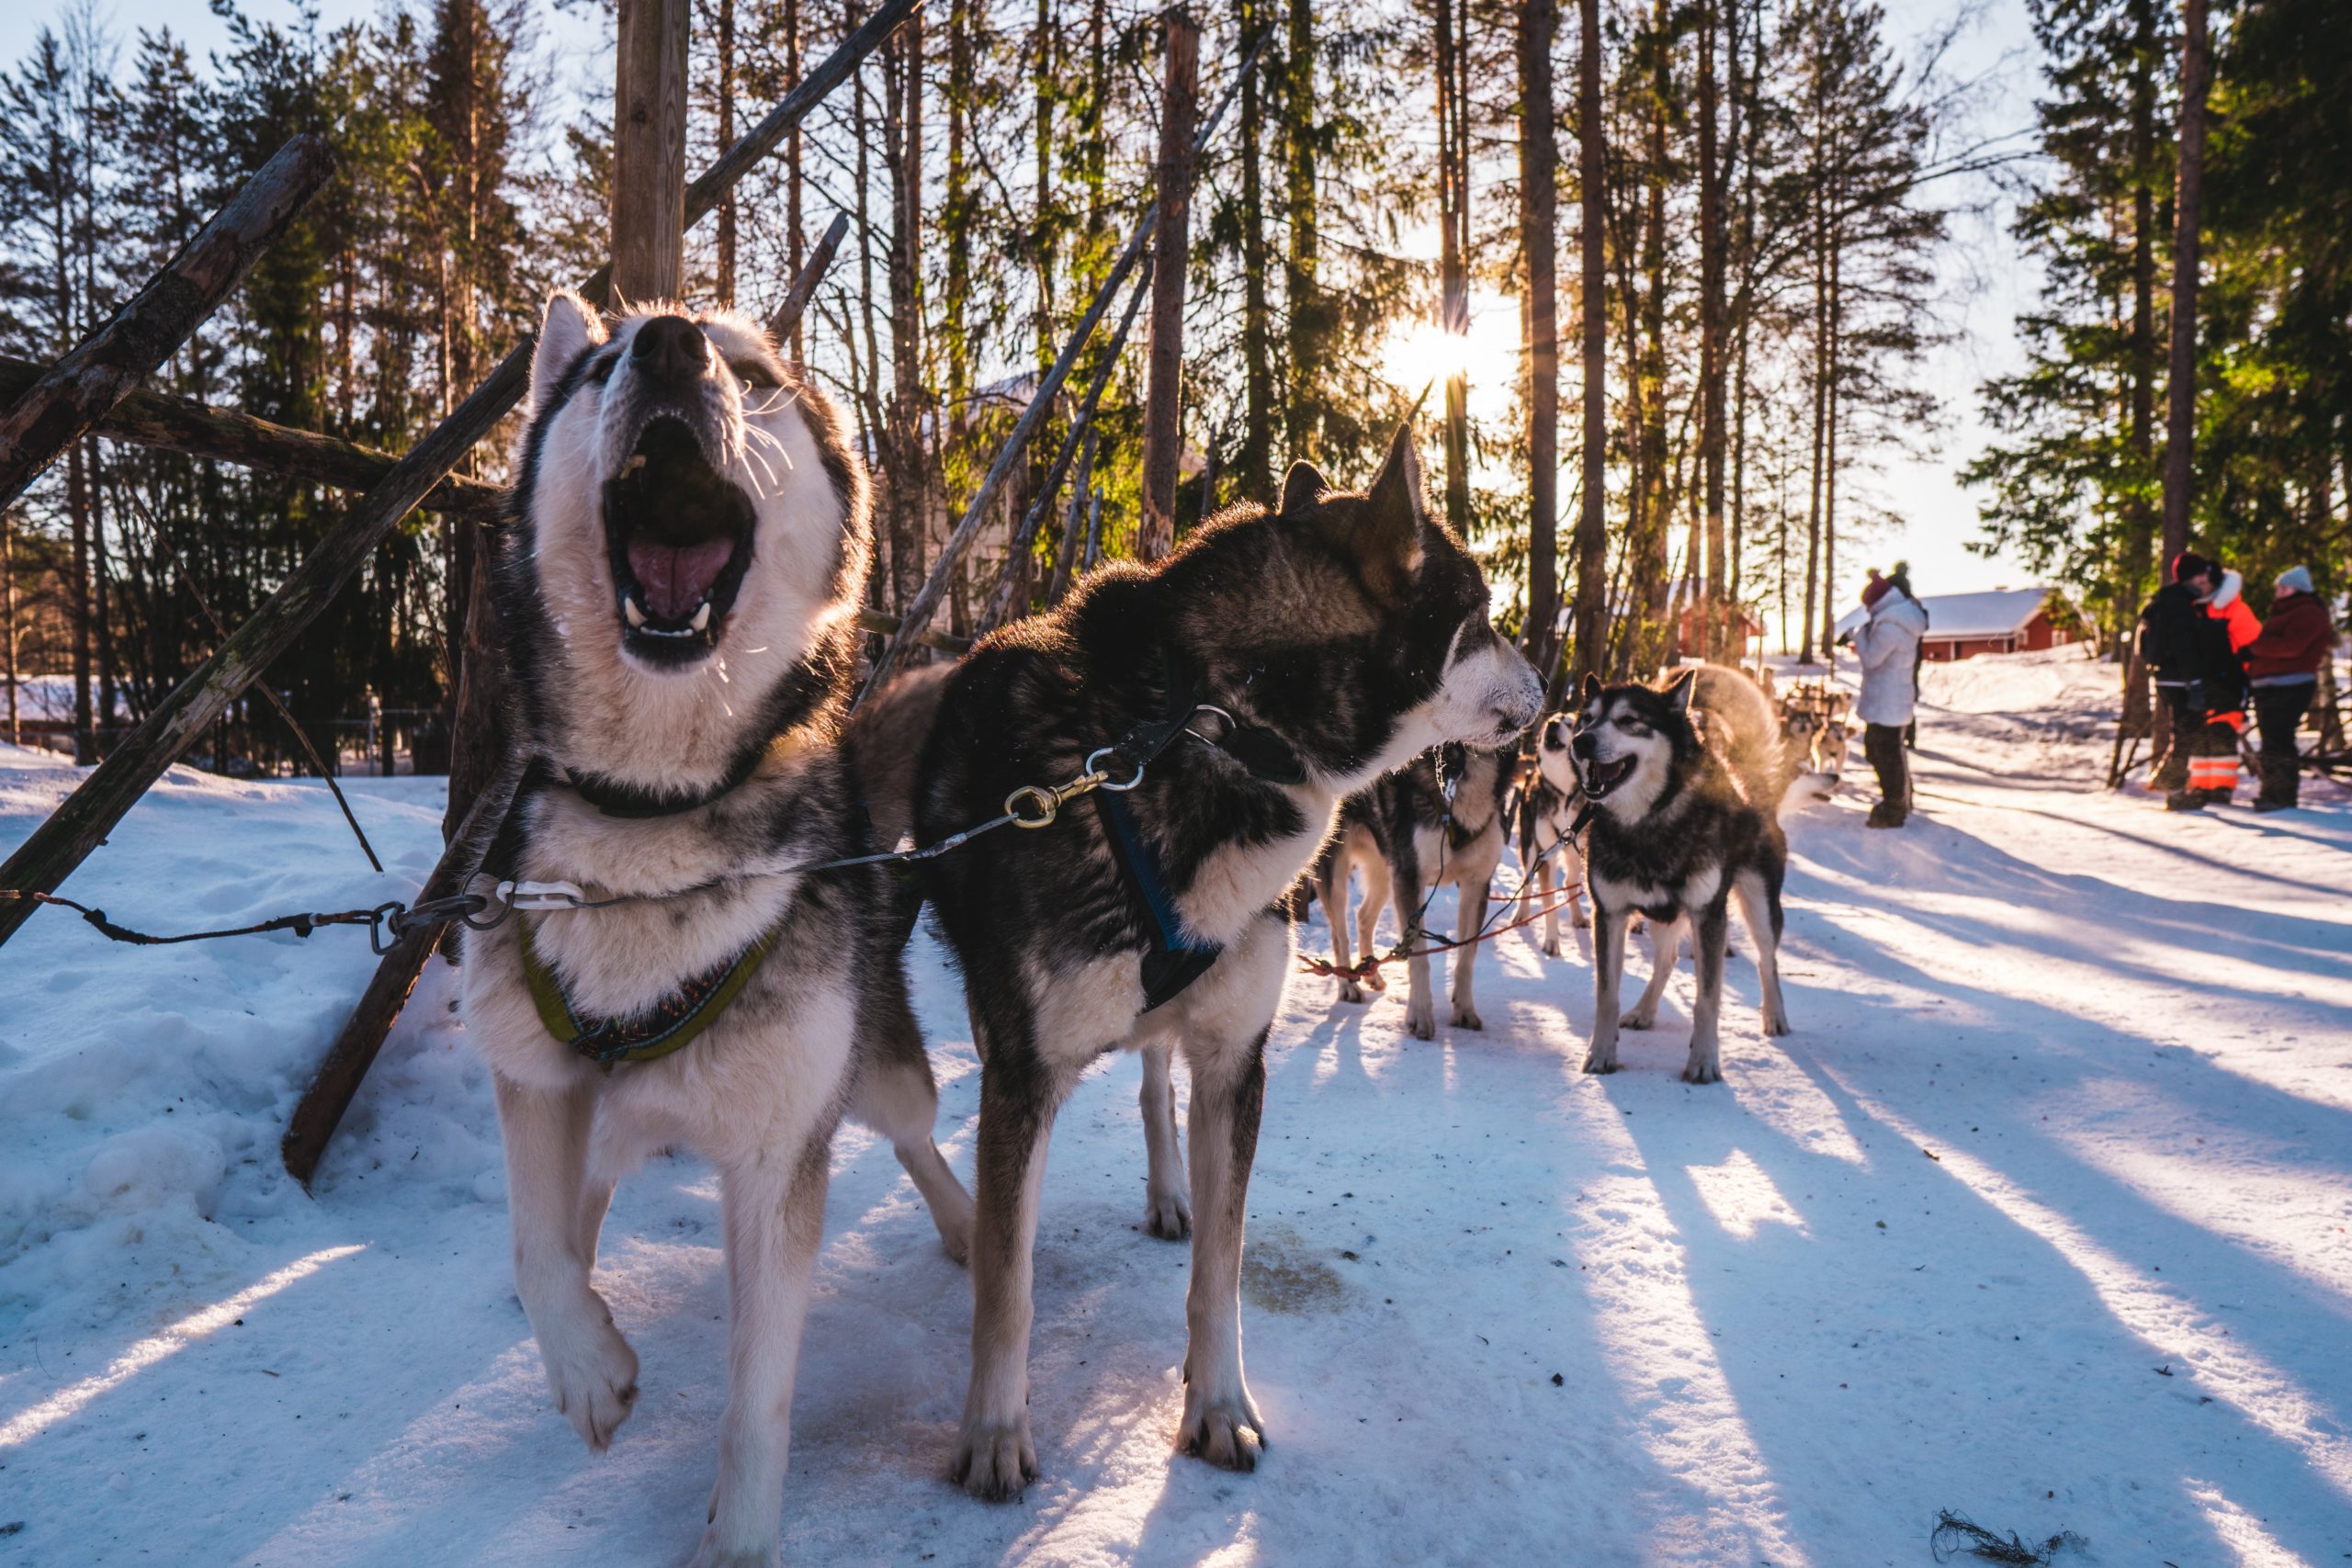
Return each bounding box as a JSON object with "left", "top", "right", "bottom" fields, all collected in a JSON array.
[{"left": 1693, "top": 664, "right": 1793, "bottom": 812}]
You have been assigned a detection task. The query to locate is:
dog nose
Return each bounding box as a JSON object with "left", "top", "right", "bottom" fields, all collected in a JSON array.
[
  {"left": 1543, "top": 716, "right": 1566, "bottom": 750},
  {"left": 631, "top": 315, "right": 709, "bottom": 387},
  {"left": 1572, "top": 732, "right": 1596, "bottom": 761}
]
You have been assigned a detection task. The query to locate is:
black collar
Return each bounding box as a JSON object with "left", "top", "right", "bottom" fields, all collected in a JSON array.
[{"left": 563, "top": 741, "right": 771, "bottom": 818}]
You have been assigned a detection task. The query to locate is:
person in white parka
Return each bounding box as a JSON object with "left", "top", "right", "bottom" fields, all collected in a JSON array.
[{"left": 1849, "top": 569, "right": 1928, "bottom": 828}]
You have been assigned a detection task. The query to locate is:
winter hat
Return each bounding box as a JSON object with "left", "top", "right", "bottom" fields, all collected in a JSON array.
[
  {"left": 2275, "top": 564, "right": 2314, "bottom": 596},
  {"left": 1860, "top": 570, "right": 1892, "bottom": 609},
  {"left": 2172, "top": 550, "right": 2216, "bottom": 585}
]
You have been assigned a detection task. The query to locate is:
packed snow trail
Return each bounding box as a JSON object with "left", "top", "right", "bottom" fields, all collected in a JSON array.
[{"left": 1, "top": 647, "right": 2346, "bottom": 1567}]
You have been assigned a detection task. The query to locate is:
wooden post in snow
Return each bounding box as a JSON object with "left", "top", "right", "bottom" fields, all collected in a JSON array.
[
  {"left": 1136, "top": 7, "right": 1199, "bottom": 563},
  {"left": 0, "top": 135, "right": 334, "bottom": 510},
  {"left": 614, "top": 0, "right": 692, "bottom": 303}
]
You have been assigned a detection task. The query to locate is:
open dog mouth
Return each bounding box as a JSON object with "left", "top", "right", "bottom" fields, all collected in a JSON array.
[
  {"left": 604, "top": 416, "right": 756, "bottom": 666},
  {"left": 1579, "top": 752, "right": 1636, "bottom": 798}
]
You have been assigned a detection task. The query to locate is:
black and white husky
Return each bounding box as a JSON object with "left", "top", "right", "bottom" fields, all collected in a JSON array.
[
  {"left": 914, "top": 427, "right": 1542, "bottom": 1499},
  {"left": 1313, "top": 742, "right": 1516, "bottom": 1035},
  {"left": 1570, "top": 668, "right": 1792, "bottom": 1084},
  {"left": 459, "top": 294, "right": 972, "bottom": 1567}
]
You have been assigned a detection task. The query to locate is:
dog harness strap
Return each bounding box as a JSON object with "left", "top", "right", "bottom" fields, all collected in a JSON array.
[
  {"left": 520, "top": 917, "right": 782, "bottom": 1070},
  {"left": 1093, "top": 789, "right": 1222, "bottom": 1011}
]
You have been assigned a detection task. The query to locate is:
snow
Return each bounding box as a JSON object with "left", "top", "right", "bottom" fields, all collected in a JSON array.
[{"left": 4, "top": 647, "right": 2349, "bottom": 1567}]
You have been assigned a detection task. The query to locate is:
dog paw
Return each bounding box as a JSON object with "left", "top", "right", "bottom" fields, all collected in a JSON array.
[
  {"left": 1405, "top": 1002, "right": 1437, "bottom": 1041},
  {"left": 539, "top": 1301, "right": 639, "bottom": 1452},
  {"left": 1618, "top": 1007, "right": 1657, "bottom": 1031},
  {"left": 1682, "top": 1055, "right": 1723, "bottom": 1086},
  {"left": 1762, "top": 1008, "right": 1792, "bottom": 1037},
  {"left": 1582, "top": 1046, "right": 1621, "bottom": 1075},
  {"left": 1452, "top": 1004, "right": 1483, "bottom": 1032},
  {"left": 1145, "top": 1185, "right": 1193, "bottom": 1241},
  {"left": 688, "top": 1529, "right": 777, "bottom": 1568},
  {"left": 950, "top": 1416, "right": 1038, "bottom": 1503},
  {"left": 1363, "top": 969, "right": 1386, "bottom": 993},
  {"left": 1572, "top": 910, "right": 1592, "bottom": 930},
  {"left": 1540, "top": 938, "right": 1562, "bottom": 958},
  {"left": 1337, "top": 978, "right": 1367, "bottom": 1005},
  {"left": 1180, "top": 1390, "right": 1266, "bottom": 1472}
]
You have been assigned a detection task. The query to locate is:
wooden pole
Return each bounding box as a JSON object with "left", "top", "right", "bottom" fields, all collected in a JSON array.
[
  {"left": 767, "top": 211, "right": 853, "bottom": 346},
  {"left": 613, "top": 0, "right": 692, "bottom": 303},
  {"left": 0, "top": 135, "right": 334, "bottom": 510},
  {"left": 862, "top": 28, "right": 1265, "bottom": 698},
  {"left": 279, "top": 752, "right": 522, "bottom": 1187},
  {"left": 2158, "top": 0, "right": 2209, "bottom": 570},
  {"left": 1519, "top": 0, "right": 1560, "bottom": 671},
  {"left": 0, "top": 5, "right": 912, "bottom": 952},
  {"left": 0, "top": 355, "right": 502, "bottom": 518},
  {"left": 1136, "top": 7, "right": 1200, "bottom": 563}
]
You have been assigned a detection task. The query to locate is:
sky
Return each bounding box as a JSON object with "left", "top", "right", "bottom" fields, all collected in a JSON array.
[{"left": 2, "top": 0, "right": 2048, "bottom": 624}]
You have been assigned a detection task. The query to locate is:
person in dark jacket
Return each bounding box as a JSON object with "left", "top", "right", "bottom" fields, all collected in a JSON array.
[
  {"left": 2241, "top": 565, "right": 2334, "bottom": 812},
  {"left": 2137, "top": 551, "right": 2253, "bottom": 810}
]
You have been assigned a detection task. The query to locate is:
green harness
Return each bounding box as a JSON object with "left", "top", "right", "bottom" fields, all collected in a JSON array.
[{"left": 521, "top": 916, "right": 781, "bottom": 1072}]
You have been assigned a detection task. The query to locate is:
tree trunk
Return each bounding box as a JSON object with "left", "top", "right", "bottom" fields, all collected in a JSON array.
[
  {"left": 1697, "top": 0, "right": 1726, "bottom": 663},
  {"left": 613, "top": 0, "right": 690, "bottom": 302},
  {"left": 1519, "top": 0, "right": 1560, "bottom": 668},
  {"left": 885, "top": 11, "right": 926, "bottom": 620},
  {"left": 1137, "top": 7, "right": 1200, "bottom": 563},
  {"left": 1570, "top": 0, "right": 1608, "bottom": 688},
  {"left": 716, "top": 0, "right": 737, "bottom": 307},
  {"left": 1435, "top": 0, "right": 1472, "bottom": 539},
  {"left": 2158, "top": 0, "right": 2209, "bottom": 570},
  {"left": 1283, "top": 0, "right": 1319, "bottom": 456},
  {"left": 1235, "top": 0, "right": 1273, "bottom": 504},
  {"left": 785, "top": 0, "right": 805, "bottom": 361},
  {"left": 945, "top": 0, "right": 973, "bottom": 416}
]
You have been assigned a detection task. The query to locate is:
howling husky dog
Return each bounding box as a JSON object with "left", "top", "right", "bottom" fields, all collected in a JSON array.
[
  {"left": 1570, "top": 668, "right": 1792, "bottom": 1084},
  {"left": 914, "top": 426, "right": 1542, "bottom": 1500},
  {"left": 460, "top": 294, "right": 972, "bottom": 1567},
  {"left": 1520, "top": 714, "right": 1592, "bottom": 957},
  {"left": 1312, "top": 742, "right": 1516, "bottom": 1035}
]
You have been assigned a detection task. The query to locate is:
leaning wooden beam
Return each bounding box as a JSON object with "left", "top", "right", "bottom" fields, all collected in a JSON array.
[
  {"left": 0, "top": 355, "right": 503, "bottom": 519},
  {"left": 855, "top": 606, "right": 969, "bottom": 655},
  {"left": 767, "top": 211, "right": 853, "bottom": 346},
  {"left": 977, "top": 258, "right": 1153, "bottom": 634},
  {"left": 0, "top": 135, "right": 334, "bottom": 509},
  {"left": 280, "top": 752, "right": 522, "bottom": 1187},
  {"left": 859, "top": 28, "right": 1269, "bottom": 701},
  {"left": 0, "top": 5, "right": 911, "bottom": 952}
]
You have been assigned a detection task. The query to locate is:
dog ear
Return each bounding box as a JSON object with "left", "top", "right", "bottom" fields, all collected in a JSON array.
[
  {"left": 1665, "top": 668, "right": 1697, "bottom": 716},
  {"left": 530, "top": 291, "right": 607, "bottom": 413},
  {"left": 1352, "top": 423, "right": 1428, "bottom": 594},
  {"left": 1579, "top": 671, "right": 1602, "bottom": 705},
  {"left": 1279, "top": 459, "right": 1330, "bottom": 516}
]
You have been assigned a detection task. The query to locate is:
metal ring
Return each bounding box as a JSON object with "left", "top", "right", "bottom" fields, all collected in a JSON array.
[
  {"left": 1005, "top": 784, "right": 1060, "bottom": 828},
  {"left": 1086, "top": 748, "right": 1147, "bottom": 792}
]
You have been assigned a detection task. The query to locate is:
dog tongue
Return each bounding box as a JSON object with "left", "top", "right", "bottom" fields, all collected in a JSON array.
[{"left": 628, "top": 536, "right": 734, "bottom": 620}]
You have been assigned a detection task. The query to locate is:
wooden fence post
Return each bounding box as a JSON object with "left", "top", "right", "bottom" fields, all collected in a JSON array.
[
  {"left": 0, "top": 135, "right": 334, "bottom": 509},
  {"left": 1136, "top": 8, "right": 1200, "bottom": 564}
]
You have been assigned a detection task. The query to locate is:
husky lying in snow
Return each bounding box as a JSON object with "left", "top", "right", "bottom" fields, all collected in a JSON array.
[
  {"left": 1570, "top": 666, "right": 1792, "bottom": 1083},
  {"left": 460, "top": 295, "right": 971, "bottom": 1567},
  {"left": 1312, "top": 742, "right": 1516, "bottom": 1035},
  {"left": 912, "top": 427, "right": 1542, "bottom": 1499},
  {"left": 1521, "top": 715, "right": 1592, "bottom": 956}
]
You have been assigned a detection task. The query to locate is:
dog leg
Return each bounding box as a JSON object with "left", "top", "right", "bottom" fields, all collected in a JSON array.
[
  {"left": 1622, "top": 915, "right": 1681, "bottom": 1031},
  {"left": 1566, "top": 841, "right": 1591, "bottom": 929},
  {"left": 694, "top": 1139, "right": 829, "bottom": 1568},
  {"left": 1178, "top": 1024, "right": 1271, "bottom": 1472},
  {"left": 494, "top": 1072, "right": 639, "bottom": 1453},
  {"left": 1537, "top": 854, "right": 1563, "bottom": 958},
  {"left": 953, "top": 1049, "right": 1067, "bottom": 1502},
  {"left": 1683, "top": 901, "right": 1730, "bottom": 1085},
  {"left": 1355, "top": 853, "right": 1390, "bottom": 993},
  {"left": 852, "top": 993, "right": 975, "bottom": 1265},
  {"left": 1140, "top": 1040, "right": 1191, "bottom": 1240},
  {"left": 1394, "top": 859, "right": 1436, "bottom": 1041},
  {"left": 1736, "top": 870, "right": 1792, "bottom": 1036},
  {"left": 1584, "top": 905, "right": 1627, "bottom": 1074},
  {"left": 1317, "top": 861, "right": 1366, "bottom": 1006},
  {"left": 579, "top": 1178, "right": 616, "bottom": 1269},
  {"left": 1450, "top": 874, "right": 1489, "bottom": 1031}
]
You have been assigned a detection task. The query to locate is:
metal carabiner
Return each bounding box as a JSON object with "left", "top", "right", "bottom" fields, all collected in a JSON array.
[
  {"left": 1005, "top": 784, "right": 1065, "bottom": 829},
  {"left": 1084, "top": 746, "right": 1148, "bottom": 792}
]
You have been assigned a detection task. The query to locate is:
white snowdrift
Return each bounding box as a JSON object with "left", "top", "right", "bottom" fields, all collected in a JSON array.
[{"left": 1, "top": 651, "right": 2346, "bottom": 1567}]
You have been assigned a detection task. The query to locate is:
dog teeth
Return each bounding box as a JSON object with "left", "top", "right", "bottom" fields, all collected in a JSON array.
[
  {"left": 622, "top": 454, "right": 647, "bottom": 475},
  {"left": 691, "top": 602, "right": 711, "bottom": 632},
  {"left": 624, "top": 595, "right": 646, "bottom": 628}
]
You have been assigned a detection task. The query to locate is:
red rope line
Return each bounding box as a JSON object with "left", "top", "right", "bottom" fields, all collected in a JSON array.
[{"left": 1297, "top": 890, "right": 1585, "bottom": 983}]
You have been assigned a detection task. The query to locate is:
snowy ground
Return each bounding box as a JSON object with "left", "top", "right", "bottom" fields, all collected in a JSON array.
[{"left": 3, "top": 648, "right": 2348, "bottom": 1567}]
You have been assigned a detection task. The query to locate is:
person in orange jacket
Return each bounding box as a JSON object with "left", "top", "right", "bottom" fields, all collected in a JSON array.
[{"left": 2177, "top": 557, "right": 2260, "bottom": 808}]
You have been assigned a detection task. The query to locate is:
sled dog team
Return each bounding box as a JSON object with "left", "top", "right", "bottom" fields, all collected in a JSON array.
[{"left": 462, "top": 297, "right": 1788, "bottom": 1564}]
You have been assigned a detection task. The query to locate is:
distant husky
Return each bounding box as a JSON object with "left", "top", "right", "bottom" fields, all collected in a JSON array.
[
  {"left": 1781, "top": 683, "right": 1851, "bottom": 785},
  {"left": 1313, "top": 742, "right": 1515, "bottom": 1034},
  {"left": 460, "top": 294, "right": 972, "bottom": 1567},
  {"left": 915, "top": 426, "right": 1542, "bottom": 1499},
  {"left": 1570, "top": 667, "right": 1792, "bottom": 1083},
  {"left": 1521, "top": 715, "right": 1591, "bottom": 957}
]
